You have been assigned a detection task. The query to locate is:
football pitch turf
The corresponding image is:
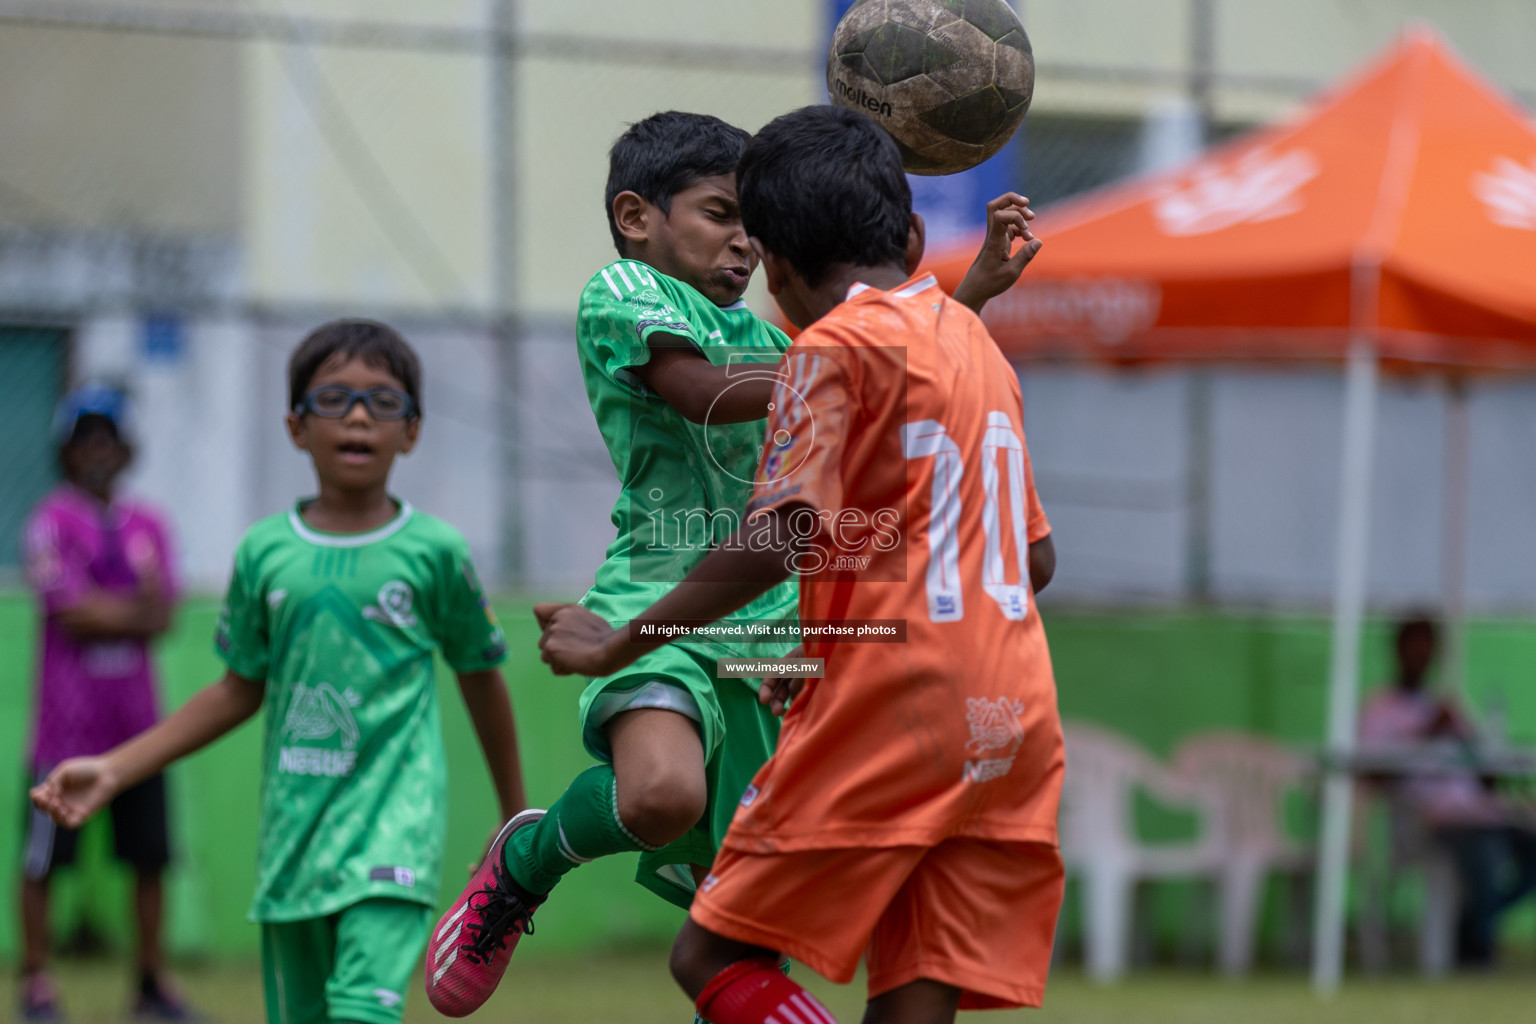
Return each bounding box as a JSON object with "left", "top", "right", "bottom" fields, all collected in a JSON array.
[{"left": 10, "top": 955, "right": 1536, "bottom": 1024}]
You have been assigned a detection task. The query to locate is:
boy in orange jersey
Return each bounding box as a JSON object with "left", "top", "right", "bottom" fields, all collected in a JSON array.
[{"left": 537, "top": 104, "right": 1060, "bottom": 1024}]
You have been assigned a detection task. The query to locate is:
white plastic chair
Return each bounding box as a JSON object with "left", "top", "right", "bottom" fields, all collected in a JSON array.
[
  {"left": 1173, "top": 732, "right": 1314, "bottom": 975},
  {"left": 1060, "top": 722, "right": 1225, "bottom": 982},
  {"left": 1356, "top": 789, "right": 1460, "bottom": 976}
]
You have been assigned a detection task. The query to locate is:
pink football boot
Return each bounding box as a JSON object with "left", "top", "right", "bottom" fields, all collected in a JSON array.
[{"left": 425, "top": 808, "right": 547, "bottom": 1016}]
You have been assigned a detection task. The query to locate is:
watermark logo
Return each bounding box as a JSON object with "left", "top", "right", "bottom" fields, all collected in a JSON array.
[
  {"left": 630, "top": 345, "right": 909, "bottom": 582},
  {"left": 703, "top": 351, "right": 817, "bottom": 486}
]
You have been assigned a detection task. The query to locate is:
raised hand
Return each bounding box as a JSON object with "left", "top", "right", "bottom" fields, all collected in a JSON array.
[
  {"left": 952, "top": 192, "right": 1043, "bottom": 314},
  {"left": 30, "top": 757, "right": 120, "bottom": 830}
]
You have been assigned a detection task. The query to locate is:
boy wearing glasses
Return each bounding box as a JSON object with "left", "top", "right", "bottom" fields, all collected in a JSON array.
[{"left": 31, "top": 321, "right": 527, "bottom": 1024}]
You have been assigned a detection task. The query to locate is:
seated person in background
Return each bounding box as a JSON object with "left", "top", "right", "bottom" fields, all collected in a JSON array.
[{"left": 1359, "top": 615, "right": 1536, "bottom": 967}]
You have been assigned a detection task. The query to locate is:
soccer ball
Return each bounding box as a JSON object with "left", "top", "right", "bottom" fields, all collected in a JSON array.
[{"left": 828, "top": 0, "right": 1034, "bottom": 176}]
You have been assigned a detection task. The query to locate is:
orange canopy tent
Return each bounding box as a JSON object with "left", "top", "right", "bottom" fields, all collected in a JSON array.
[
  {"left": 922, "top": 28, "right": 1536, "bottom": 992},
  {"left": 927, "top": 28, "right": 1536, "bottom": 369}
]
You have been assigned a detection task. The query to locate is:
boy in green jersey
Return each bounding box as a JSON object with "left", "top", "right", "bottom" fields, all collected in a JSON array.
[
  {"left": 32, "top": 322, "right": 527, "bottom": 1024},
  {"left": 427, "top": 111, "right": 1040, "bottom": 1016}
]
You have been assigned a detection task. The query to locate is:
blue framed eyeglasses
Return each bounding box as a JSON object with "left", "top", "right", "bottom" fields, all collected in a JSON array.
[{"left": 295, "top": 386, "right": 417, "bottom": 421}]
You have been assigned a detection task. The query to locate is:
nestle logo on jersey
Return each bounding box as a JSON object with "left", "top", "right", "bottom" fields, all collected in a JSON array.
[{"left": 279, "top": 746, "right": 357, "bottom": 777}]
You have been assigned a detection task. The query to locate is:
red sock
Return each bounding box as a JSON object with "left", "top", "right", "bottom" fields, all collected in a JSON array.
[{"left": 696, "top": 957, "right": 838, "bottom": 1024}]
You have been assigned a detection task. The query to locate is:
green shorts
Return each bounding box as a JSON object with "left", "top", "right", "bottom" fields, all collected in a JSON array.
[
  {"left": 260, "top": 898, "right": 431, "bottom": 1024},
  {"left": 578, "top": 644, "right": 779, "bottom": 909}
]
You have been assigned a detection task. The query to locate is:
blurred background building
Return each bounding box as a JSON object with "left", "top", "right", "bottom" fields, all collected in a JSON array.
[
  {"left": 4, "top": 0, "right": 1536, "bottom": 972},
  {"left": 0, "top": 0, "right": 1531, "bottom": 606}
]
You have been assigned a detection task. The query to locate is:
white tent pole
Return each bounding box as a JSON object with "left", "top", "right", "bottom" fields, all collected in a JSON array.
[
  {"left": 1442, "top": 379, "right": 1470, "bottom": 700},
  {"left": 1312, "top": 338, "right": 1380, "bottom": 994}
]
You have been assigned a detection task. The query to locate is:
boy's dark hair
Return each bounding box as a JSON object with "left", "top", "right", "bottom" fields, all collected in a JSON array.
[
  {"left": 736, "top": 105, "right": 911, "bottom": 288},
  {"left": 605, "top": 111, "right": 751, "bottom": 255},
  {"left": 288, "top": 319, "right": 423, "bottom": 417}
]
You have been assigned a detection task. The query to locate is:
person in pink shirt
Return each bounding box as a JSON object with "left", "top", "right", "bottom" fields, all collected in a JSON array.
[
  {"left": 1359, "top": 616, "right": 1536, "bottom": 967},
  {"left": 17, "top": 385, "right": 194, "bottom": 1021}
]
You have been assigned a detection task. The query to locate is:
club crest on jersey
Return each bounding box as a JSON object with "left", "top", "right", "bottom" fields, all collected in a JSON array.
[
  {"left": 364, "top": 580, "right": 417, "bottom": 629},
  {"left": 963, "top": 697, "right": 1026, "bottom": 784}
]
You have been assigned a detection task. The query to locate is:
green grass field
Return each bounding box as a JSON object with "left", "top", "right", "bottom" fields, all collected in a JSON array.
[{"left": 8, "top": 956, "right": 1536, "bottom": 1024}]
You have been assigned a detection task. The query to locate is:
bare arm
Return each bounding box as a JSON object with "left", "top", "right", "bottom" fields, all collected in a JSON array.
[
  {"left": 55, "top": 591, "right": 172, "bottom": 640},
  {"left": 457, "top": 668, "right": 527, "bottom": 819},
  {"left": 31, "top": 670, "right": 265, "bottom": 829},
  {"left": 630, "top": 340, "right": 780, "bottom": 425},
  {"left": 1029, "top": 534, "right": 1056, "bottom": 594}
]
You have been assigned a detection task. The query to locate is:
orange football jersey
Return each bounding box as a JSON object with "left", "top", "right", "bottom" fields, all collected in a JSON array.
[{"left": 729, "top": 273, "right": 1063, "bottom": 852}]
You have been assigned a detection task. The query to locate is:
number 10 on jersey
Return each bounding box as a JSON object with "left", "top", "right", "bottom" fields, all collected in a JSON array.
[{"left": 902, "top": 412, "right": 1032, "bottom": 624}]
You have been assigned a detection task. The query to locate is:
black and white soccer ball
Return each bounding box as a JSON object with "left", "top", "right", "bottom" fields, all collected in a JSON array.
[{"left": 828, "top": 0, "right": 1034, "bottom": 176}]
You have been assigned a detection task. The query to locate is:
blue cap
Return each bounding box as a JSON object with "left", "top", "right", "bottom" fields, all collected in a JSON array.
[{"left": 53, "top": 383, "right": 137, "bottom": 447}]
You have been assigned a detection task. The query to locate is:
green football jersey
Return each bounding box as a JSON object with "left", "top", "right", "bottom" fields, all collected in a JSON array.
[
  {"left": 577, "top": 259, "right": 797, "bottom": 659},
  {"left": 214, "top": 501, "right": 507, "bottom": 922}
]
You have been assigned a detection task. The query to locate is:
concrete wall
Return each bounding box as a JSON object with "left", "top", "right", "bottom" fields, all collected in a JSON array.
[
  {"left": 243, "top": 16, "right": 494, "bottom": 311},
  {"left": 512, "top": 0, "right": 822, "bottom": 318},
  {"left": 0, "top": 23, "right": 240, "bottom": 233}
]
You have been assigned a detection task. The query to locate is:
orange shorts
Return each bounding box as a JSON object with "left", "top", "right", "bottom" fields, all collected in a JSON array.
[{"left": 691, "top": 839, "right": 1064, "bottom": 1010}]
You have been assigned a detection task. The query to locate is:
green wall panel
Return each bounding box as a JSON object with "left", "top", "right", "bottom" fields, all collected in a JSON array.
[{"left": 3, "top": 593, "right": 1533, "bottom": 962}]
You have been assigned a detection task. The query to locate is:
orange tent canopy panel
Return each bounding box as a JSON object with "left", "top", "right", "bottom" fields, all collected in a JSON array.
[{"left": 923, "top": 28, "right": 1536, "bottom": 370}]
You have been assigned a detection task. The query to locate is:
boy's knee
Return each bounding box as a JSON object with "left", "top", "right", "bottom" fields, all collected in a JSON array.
[
  {"left": 670, "top": 919, "right": 754, "bottom": 1001},
  {"left": 616, "top": 769, "right": 706, "bottom": 847},
  {"left": 669, "top": 926, "right": 705, "bottom": 994}
]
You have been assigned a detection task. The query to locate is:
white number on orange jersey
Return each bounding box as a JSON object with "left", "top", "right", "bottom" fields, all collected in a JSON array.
[
  {"left": 901, "top": 419, "right": 964, "bottom": 622},
  {"left": 902, "top": 413, "right": 1031, "bottom": 623}
]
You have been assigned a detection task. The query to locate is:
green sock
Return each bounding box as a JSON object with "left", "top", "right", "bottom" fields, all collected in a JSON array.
[{"left": 503, "top": 765, "right": 657, "bottom": 895}]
